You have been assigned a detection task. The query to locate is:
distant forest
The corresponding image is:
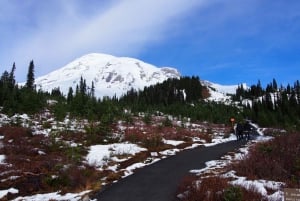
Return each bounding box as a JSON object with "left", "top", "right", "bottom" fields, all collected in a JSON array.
[{"left": 1, "top": 61, "right": 299, "bottom": 130}]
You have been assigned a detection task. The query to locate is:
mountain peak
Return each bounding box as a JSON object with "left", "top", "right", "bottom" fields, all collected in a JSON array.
[{"left": 35, "top": 53, "right": 181, "bottom": 98}]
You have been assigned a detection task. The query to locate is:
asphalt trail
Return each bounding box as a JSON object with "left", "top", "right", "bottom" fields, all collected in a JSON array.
[{"left": 93, "top": 140, "right": 245, "bottom": 201}]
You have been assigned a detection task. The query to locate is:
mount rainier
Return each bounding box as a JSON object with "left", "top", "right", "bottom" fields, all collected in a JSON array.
[{"left": 34, "top": 53, "right": 181, "bottom": 98}]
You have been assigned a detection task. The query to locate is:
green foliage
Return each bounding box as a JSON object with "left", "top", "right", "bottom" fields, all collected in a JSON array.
[
  {"left": 64, "top": 145, "right": 86, "bottom": 164},
  {"left": 142, "top": 134, "right": 163, "bottom": 150},
  {"left": 234, "top": 79, "right": 300, "bottom": 130},
  {"left": 143, "top": 113, "right": 152, "bottom": 125},
  {"left": 163, "top": 116, "right": 172, "bottom": 127},
  {"left": 122, "top": 112, "right": 133, "bottom": 125},
  {"left": 0, "top": 62, "right": 299, "bottom": 131},
  {"left": 52, "top": 101, "right": 68, "bottom": 121},
  {"left": 44, "top": 175, "right": 69, "bottom": 190},
  {"left": 223, "top": 186, "right": 243, "bottom": 201},
  {"left": 26, "top": 60, "right": 35, "bottom": 90},
  {"left": 120, "top": 76, "right": 203, "bottom": 106}
]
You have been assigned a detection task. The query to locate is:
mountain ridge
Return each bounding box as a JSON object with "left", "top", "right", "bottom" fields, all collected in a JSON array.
[
  {"left": 34, "top": 53, "right": 181, "bottom": 98},
  {"left": 32, "top": 53, "right": 242, "bottom": 101}
]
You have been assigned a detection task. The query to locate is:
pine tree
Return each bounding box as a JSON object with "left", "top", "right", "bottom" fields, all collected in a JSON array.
[
  {"left": 91, "top": 81, "right": 95, "bottom": 98},
  {"left": 26, "top": 60, "right": 35, "bottom": 90},
  {"left": 272, "top": 78, "right": 278, "bottom": 92},
  {"left": 67, "top": 87, "right": 74, "bottom": 104},
  {"left": 9, "top": 62, "right": 16, "bottom": 89}
]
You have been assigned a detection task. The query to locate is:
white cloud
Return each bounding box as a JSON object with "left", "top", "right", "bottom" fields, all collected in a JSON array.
[{"left": 1, "top": 0, "right": 211, "bottom": 81}]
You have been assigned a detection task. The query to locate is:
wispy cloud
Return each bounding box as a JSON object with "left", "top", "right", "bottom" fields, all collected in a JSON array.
[
  {"left": 1, "top": 0, "right": 212, "bottom": 81},
  {"left": 1, "top": 0, "right": 299, "bottom": 85}
]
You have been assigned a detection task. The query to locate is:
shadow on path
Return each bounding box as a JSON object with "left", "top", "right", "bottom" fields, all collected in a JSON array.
[{"left": 93, "top": 140, "right": 245, "bottom": 201}]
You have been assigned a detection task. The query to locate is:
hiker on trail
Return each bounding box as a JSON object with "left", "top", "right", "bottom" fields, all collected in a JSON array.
[
  {"left": 243, "top": 120, "right": 252, "bottom": 140},
  {"left": 235, "top": 122, "right": 244, "bottom": 141}
]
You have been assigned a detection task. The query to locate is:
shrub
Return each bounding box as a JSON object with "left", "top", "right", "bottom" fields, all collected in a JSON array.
[
  {"left": 177, "top": 176, "right": 229, "bottom": 201},
  {"left": 233, "top": 132, "right": 300, "bottom": 187},
  {"left": 223, "top": 186, "right": 243, "bottom": 201},
  {"left": 143, "top": 113, "right": 152, "bottom": 125},
  {"left": 142, "top": 133, "right": 163, "bottom": 151},
  {"left": 163, "top": 116, "right": 173, "bottom": 127}
]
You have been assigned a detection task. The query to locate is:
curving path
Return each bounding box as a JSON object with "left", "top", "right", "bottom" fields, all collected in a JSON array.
[{"left": 92, "top": 140, "right": 245, "bottom": 201}]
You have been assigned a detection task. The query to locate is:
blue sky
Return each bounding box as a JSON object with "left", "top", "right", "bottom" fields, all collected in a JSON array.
[{"left": 1, "top": 0, "right": 300, "bottom": 87}]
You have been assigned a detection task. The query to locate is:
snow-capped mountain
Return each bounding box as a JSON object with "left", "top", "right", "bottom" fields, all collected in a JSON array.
[
  {"left": 201, "top": 80, "right": 246, "bottom": 103},
  {"left": 35, "top": 53, "right": 180, "bottom": 98}
]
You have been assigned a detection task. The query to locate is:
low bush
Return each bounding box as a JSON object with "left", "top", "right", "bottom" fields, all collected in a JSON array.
[
  {"left": 233, "top": 132, "right": 300, "bottom": 187},
  {"left": 177, "top": 176, "right": 229, "bottom": 201},
  {"left": 0, "top": 126, "right": 99, "bottom": 198},
  {"left": 223, "top": 186, "right": 243, "bottom": 201}
]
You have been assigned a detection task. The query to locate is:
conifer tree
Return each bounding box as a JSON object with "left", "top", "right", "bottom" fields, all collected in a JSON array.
[
  {"left": 9, "top": 62, "right": 16, "bottom": 89},
  {"left": 91, "top": 81, "right": 95, "bottom": 98},
  {"left": 272, "top": 78, "right": 278, "bottom": 92},
  {"left": 67, "top": 87, "right": 73, "bottom": 104},
  {"left": 26, "top": 60, "right": 35, "bottom": 90}
]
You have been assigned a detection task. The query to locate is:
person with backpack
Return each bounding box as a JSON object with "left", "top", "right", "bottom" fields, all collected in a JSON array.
[{"left": 235, "top": 122, "right": 244, "bottom": 140}]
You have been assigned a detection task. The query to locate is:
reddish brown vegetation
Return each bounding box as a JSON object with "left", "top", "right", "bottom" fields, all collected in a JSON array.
[
  {"left": 177, "top": 132, "right": 300, "bottom": 200},
  {"left": 177, "top": 175, "right": 263, "bottom": 201},
  {"left": 0, "top": 117, "right": 232, "bottom": 199},
  {"left": 0, "top": 126, "right": 101, "bottom": 199},
  {"left": 201, "top": 86, "right": 211, "bottom": 99},
  {"left": 233, "top": 132, "right": 300, "bottom": 188}
]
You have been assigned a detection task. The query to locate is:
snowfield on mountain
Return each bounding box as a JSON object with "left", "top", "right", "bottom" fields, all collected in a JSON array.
[{"left": 33, "top": 53, "right": 180, "bottom": 98}]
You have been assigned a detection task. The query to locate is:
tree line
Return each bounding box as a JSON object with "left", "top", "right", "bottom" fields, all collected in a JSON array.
[
  {"left": 0, "top": 61, "right": 44, "bottom": 114},
  {"left": 234, "top": 79, "right": 300, "bottom": 129},
  {"left": 0, "top": 62, "right": 299, "bottom": 130}
]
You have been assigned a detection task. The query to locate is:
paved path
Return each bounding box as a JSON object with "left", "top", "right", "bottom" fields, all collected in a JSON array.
[{"left": 92, "top": 140, "right": 245, "bottom": 201}]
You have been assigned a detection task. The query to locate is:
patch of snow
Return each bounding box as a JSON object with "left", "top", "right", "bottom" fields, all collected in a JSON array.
[
  {"left": 123, "top": 162, "right": 146, "bottom": 177},
  {"left": 163, "top": 139, "right": 185, "bottom": 146},
  {"left": 38, "top": 150, "right": 46, "bottom": 155},
  {"left": 151, "top": 152, "right": 158, "bottom": 157},
  {"left": 159, "top": 149, "right": 180, "bottom": 156},
  {"left": 12, "top": 190, "right": 91, "bottom": 201},
  {"left": 227, "top": 172, "right": 284, "bottom": 199},
  {"left": 0, "top": 188, "right": 19, "bottom": 199},
  {"left": 204, "top": 134, "right": 236, "bottom": 147},
  {"left": 0, "top": 155, "right": 5, "bottom": 164},
  {"left": 86, "top": 143, "right": 146, "bottom": 168},
  {"left": 201, "top": 80, "right": 243, "bottom": 103}
]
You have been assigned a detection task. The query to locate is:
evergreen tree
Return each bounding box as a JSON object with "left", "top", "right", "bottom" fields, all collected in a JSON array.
[
  {"left": 26, "top": 60, "right": 35, "bottom": 90},
  {"left": 91, "top": 81, "right": 95, "bottom": 98},
  {"left": 8, "top": 62, "right": 16, "bottom": 89},
  {"left": 272, "top": 78, "right": 278, "bottom": 92},
  {"left": 67, "top": 87, "right": 74, "bottom": 104}
]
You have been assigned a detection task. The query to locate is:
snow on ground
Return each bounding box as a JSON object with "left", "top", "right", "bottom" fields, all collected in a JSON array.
[
  {"left": 163, "top": 139, "right": 185, "bottom": 146},
  {"left": 86, "top": 143, "right": 147, "bottom": 168},
  {"left": 187, "top": 135, "right": 284, "bottom": 201},
  {"left": 225, "top": 170, "right": 284, "bottom": 200},
  {"left": 0, "top": 188, "right": 19, "bottom": 199},
  {"left": 204, "top": 133, "right": 236, "bottom": 147},
  {"left": 11, "top": 190, "right": 92, "bottom": 201},
  {"left": 0, "top": 112, "right": 281, "bottom": 201},
  {"left": 202, "top": 80, "right": 242, "bottom": 103},
  {"left": 0, "top": 135, "right": 4, "bottom": 164},
  {"left": 0, "top": 155, "right": 5, "bottom": 164}
]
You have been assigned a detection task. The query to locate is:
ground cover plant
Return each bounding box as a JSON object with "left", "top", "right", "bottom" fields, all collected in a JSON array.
[
  {"left": 176, "top": 132, "right": 300, "bottom": 201},
  {"left": 233, "top": 132, "right": 300, "bottom": 187},
  {"left": 0, "top": 111, "right": 229, "bottom": 200},
  {"left": 0, "top": 126, "right": 102, "bottom": 200}
]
